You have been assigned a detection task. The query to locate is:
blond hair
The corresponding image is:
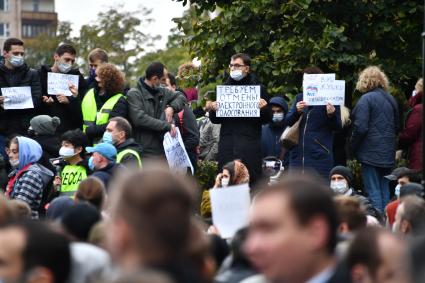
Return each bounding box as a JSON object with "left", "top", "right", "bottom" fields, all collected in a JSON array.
[{"left": 356, "top": 66, "right": 389, "bottom": 93}]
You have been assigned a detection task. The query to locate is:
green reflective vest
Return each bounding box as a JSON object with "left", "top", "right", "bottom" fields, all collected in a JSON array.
[
  {"left": 81, "top": 88, "right": 123, "bottom": 132},
  {"left": 60, "top": 164, "right": 88, "bottom": 196},
  {"left": 116, "top": 149, "right": 142, "bottom": 168}
]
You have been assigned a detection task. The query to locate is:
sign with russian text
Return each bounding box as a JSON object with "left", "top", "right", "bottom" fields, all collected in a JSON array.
[
  {"left": 163, "top": 127, "right": 194, "bottom": 174},
  {"left": 1, "top": 87, "right": 34, "bottom": 109},
  {"left": 216, "top": 85, "right": 260, "bottom": 117},
  {"left": 47, "top": 72, "right": 79, "bottom": 96},
  {"left": 303, "top": 74, "right": 345, "bottom": 106}
]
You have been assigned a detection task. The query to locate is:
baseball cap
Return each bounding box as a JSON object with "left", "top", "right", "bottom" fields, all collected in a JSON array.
[
  {"left": 385, "top": 167, "right": 416, "bottom": 181},
  {"left": 86, "top": 143, "right": 117, "bottom": 161}
]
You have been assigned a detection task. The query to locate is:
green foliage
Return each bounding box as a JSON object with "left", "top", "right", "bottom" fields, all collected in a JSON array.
[
  {"left": 25, "top": 22, "right": 74, "bottom": 67},
  {"left": 196, "top": 160, "right": 218, "bottom": 190},
  {"left": 174, "top": 0, "right": 423, "bottom": 99}
]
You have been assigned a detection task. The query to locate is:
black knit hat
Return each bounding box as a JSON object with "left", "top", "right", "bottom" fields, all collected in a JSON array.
[{"left": 329, "top": 166, "right": 353, "bottom": 186}]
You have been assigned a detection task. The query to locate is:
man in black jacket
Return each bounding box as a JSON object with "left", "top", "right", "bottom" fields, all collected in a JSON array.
[
  {"left": 0, "top": 38, "right": 41, "bottom": 137},
  {"left": 38, "top": 44, "right": 87, "bottom": 135},
  {"left": 208, "top": 53, "right": 271, "bottom": 184}
]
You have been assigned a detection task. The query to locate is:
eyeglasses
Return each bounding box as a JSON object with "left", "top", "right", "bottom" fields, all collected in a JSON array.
[{"left": 229, "top": 64, "right": 246, "bottom": 68}]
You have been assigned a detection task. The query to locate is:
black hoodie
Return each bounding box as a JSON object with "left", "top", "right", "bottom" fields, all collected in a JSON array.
[
  {"left": 0, "top": 57, "right": 42, "bottom": 136},
  {"left": 38, "top": 65, "right": 87, "bottom": 134}
]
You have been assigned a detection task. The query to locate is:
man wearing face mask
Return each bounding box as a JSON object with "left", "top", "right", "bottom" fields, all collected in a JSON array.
[
  {"left": 53, "top": 129, "right": 90, "bottom": 198},
  {"left": 38, "top": 44, "right": 87, "bottom": 135},
  {"left": 127, "top": 62, "right": 187, "bottom": 158},
  {"left": 0, "top": 38, "right": 41, "bottom": 139},
  {"left": 86, "top": 142, "right": 122, "bottom": 188},
  {"left": 85, "top": 48, "right": 108, "bottom": 90},
  {"left": 261, "top": 96, "right": 288, "bottom": 163},
  {"left": 329, "top": 165, "right": 382, "bottom": 222},
  {"left": 207, "top": 53, "right": 271, "bottom": 185},
  {"left": 103, "top": 117, "right": 143, "bottom": 167}
]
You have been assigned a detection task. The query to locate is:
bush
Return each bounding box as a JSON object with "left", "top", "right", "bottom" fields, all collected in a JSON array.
[{"left": 196, "top": 160, "right": 218, "bottom": 191}]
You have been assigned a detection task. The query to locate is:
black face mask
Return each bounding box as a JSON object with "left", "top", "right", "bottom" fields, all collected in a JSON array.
[{"left": 27, "top": 129, "right": 36, "bottom": 137}]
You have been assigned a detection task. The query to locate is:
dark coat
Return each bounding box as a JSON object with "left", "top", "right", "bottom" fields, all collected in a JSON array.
[
  {"left": 261, "top": 122, "right": 286, "bottom": 158},
  {"left": 351, "top": 88, "right": 399, "bottom": 168},
  {"left": 91, "top": 162, "right": 122, "bottom": 189},
  {"left": 285, "top": 93, "right": 342, "bottom": 180},
  {"left": 174, "top": 105, "right": 200, "bottom": 171},
  {"left": 32, "top": 134, "right": 61, "bottom": 172},
  {"left": 38, "top": 65, "right": 87, "bottom": 134},
  {"left": 116, "top": 138, "right": 143, "bottom": 166},
  {"left": 85, "top": 86, "right": 129, "bottom": 142},
  {"left": 399, "top": 91, "right": 422, "bottom": 170},
  {"left": 209, "top": 74, "right": 272, "bottom": 184},
  {"left": 127, "top": 79, "right": 187, "bottom": 156},
  {"left": 0, "top": 59, "right": 41, "bottom": 136}
]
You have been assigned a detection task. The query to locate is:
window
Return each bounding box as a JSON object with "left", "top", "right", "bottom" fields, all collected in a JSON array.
[
  {"left": 33, "top": 0, "right": 39, "bottom": 12},
  {"left": 0, "top": 0, "right": 10, "bottom": 11},
  {"left": 0, "top": 23, "right": 10, "bottom": 37}
]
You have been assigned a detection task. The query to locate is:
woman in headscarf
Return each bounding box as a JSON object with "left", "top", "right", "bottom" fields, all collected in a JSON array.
[{"left": 5, "top": 136, "right": 54, "bottom": 218}]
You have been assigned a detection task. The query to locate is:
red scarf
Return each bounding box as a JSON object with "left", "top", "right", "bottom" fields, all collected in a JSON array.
[{"left": 5, "top": 164, "right": 32, "bottom": 197}]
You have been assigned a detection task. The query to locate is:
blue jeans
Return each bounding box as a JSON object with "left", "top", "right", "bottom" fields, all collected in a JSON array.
[{"left": 361, "top": 163, "right": 391, "bottom": 213}]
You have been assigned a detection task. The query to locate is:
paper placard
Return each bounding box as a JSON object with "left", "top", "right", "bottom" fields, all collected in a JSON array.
[
  {"left": 216, "top": 85, "right": 260, "bottom": 117},
  {"left": 303, "top": 74, "right": 345, "bottom": 106},
  {"left": 210, "top": 183, "right": 251, "bottom": 238},
  {"left": 1, "top": 87, "right": 34, "bottom": 109},
  {"left": 47, "top": 72, "right": 79, "bottom": 96},
  {"left": 163, "top": 127, "right": 194, "bottom": 174}
]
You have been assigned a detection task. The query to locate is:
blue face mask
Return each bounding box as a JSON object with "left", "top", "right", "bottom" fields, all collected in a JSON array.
[
  {"left": 272, "top": 113, "right": 284, "bottom": 123},
  {"left": 102, "top": 131, "right": 113, "bottom": 144},
  {"left": 88, "top": 156, "right": 95, "bottom": 171},
  {"left": 9, "top": 55, "right": 24, "bottom": 67}
]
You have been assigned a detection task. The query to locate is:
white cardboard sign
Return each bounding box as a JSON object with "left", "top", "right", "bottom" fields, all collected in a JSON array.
[
  {"left": 47, "top": 72, "right": 79, "bottom": 96},
  {"left": 163, "top": 127, "right": 194, "bottom": 174},
  {"left": 216, "top": 85, "right": 260, "bottom": 117},
  {"left": 1, "top": 87, "right": 34, "bottom": 109},
  {"left": 303, "top": 74, "right": 345, "bottom": 106}
]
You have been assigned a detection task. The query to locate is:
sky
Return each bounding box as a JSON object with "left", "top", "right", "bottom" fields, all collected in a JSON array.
[{"left": 55, "top": 0, "right": 187, "bottom": 51}]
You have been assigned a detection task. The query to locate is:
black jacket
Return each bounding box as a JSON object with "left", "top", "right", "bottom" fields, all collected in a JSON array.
[
  {"left": 85, "top": 86, "right": 129, "bottom": 142},
  {"left": 38, "top": 65, "right": 87, "bottom": 134},
  {"left": 116, "top": 138, "right": 143, "bottom": 166},
  {"left": 209, "top": 73, "right": 271, "bottom": 184},
  {"left": 91, "top": 161, "right": 122, "bottom": 189},
  {"left": 0, "top": 59, "right": 41, "bottom": 136},
  {"left": 32, "top": 134, "right": 61, "bottom": 172}
]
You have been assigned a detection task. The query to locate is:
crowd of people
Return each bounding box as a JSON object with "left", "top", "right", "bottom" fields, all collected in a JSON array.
[{"left": 0, "top": 36, "right": 424, "bottom": 283}]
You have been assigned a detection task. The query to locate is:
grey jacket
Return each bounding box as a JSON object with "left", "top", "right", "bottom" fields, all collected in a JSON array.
[{"left": 127, "top": 80, "right": 187, "bottom": 156}]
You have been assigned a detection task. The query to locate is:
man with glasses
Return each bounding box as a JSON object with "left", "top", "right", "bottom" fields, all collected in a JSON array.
[
  {"left": 38, "top": 44, "right": 87, "bottom": 135},
  {"left": 207, "top": 53, "right": 271, "bottom": 184}
]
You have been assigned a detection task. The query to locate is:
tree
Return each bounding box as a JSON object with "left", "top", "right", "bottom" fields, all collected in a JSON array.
[
  {"left": 77, "top": 5, "right": 160, "bottom": 82},
  {"left": 24, "top": 21, "right": 74, "bottom": 68},
  {"left": 174, "top": 0, "right": 423, "bottom": 105}
]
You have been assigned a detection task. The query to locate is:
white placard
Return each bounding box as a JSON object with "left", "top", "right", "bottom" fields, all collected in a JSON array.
[
  {"left": 216, "top": 85, "right": 260, "bottom": 117},
  {"left": 47, "top": 72, "right": 79, "bottom": 96},
  {"left": 303, "top": 74, "right": 345, "bottom": 106},
  {"left": 1, "top": 87, "right": 34, "bottom": 109},
  {"left": 210, "top": 183, "right": 251, "bottom": 238},
  {"left": 163, "top": 127, "right": 194, "bottom": 174}
]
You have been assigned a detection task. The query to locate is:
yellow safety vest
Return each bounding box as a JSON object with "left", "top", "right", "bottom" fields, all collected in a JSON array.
[
  {"left": 60, "top": 164, "right": 88, "bottom": 196},
  {"left": 116, "top": 149, "right": 142, "bottom": 168},
  {"left": 81, "top": 88, "right": 123, "bottom": 132}
]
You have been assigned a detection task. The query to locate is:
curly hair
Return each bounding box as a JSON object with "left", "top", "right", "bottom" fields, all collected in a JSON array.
[
  {"left": 96, "top": 63, "right": 125, "bottom": 95},
  {"left": 356, "top": 66, "right": 389, "bottom": 93}
]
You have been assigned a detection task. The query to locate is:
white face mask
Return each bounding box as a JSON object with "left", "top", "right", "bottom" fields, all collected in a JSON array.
[
  {"left": 221, "top": 177, "right": 230, "bottom": 187},
  {"left": 230, "top": 70, "right": 245, "bottom": 81},
  {"left": 57, "top": 61, "right": 72, "bottom": 73},
  {"left": 59, "top": 146, "right": 75, "bottom": 158},
  {"left": 9, "top": 159, "right": 19, "bottom": 168},
  {"left": 9, "top": 55, "right": 24, "bottom": 67},
  {"left": 330, "top": 180, "right": 349, "bottom": 194},
  {"left": 395, "top": 184, "right": 401, "bottom": 198}
]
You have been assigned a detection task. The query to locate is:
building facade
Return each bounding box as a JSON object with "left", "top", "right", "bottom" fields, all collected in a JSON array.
[{"left": 0, "top": 0, "right": 57, "bottom": 49}]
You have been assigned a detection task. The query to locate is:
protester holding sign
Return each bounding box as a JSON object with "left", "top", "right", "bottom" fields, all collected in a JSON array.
[
  {"left": 0, "top": 38, "right": 41, "bottom": 138},
  {"left": 208, "top": 53, "right": 271, "bottom": 184},
  {"left": 38, "top": 44, "right": 86, "bottom": 135},
  {"left": 285, "top": 67, "right": 342, "bottom": 180}
]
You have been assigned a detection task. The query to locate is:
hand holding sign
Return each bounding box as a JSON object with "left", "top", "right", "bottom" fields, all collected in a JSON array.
[
  {"left": 1, "top": 87, "right": 34, "bottom": 110},
  {"left": 216, "top": 85, "right": 261, "bottom": 117},
  {"left": 47, "top": 72, "right": 79, "bottom": 97},
  {"left": 163, "top": 127, "right": 194, "bottom": 174}
]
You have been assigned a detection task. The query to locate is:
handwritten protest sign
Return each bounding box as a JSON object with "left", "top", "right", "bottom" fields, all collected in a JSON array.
[
  {"left": 163, "top": 127, "right": 194, "bottom": 174},
  {"left": 47, "top": 72, "right": 79, "bottom": 96},
  {"left": 210, "top": 183, "right": 251, "bottom": 238},
  {"left": 216, "top": 85, "right": 260, "bottom": 117},
  {"left": 303, "top": 74, "right": 345, "bottom": 106},
  {"left": 1, "top": 87, "right": 34, "bottom": 110}
]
